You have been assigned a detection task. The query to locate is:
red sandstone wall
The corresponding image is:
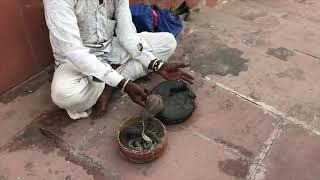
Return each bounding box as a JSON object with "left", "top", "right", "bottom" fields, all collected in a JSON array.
[{"left": 0, "top": 0, "right": 53, "bottom": 94}]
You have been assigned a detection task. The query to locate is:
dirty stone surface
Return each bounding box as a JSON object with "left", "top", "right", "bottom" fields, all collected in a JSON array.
[
  {"left": 266, "top": 47, "right": 295, "bottom": 61},
  {"left": 178, "top": 0, "right": 320, "bottom": 132},
  {"left": 181, "top": 80, "right": 279, "bottom": 157},
  {"left": 0, "top": 70, "right": 55, "bottom": 148},
  {"left": 0, "top": 149, "right": 92, "bottom": 180},
  {"left": 84, "top": 125, "right": 245, "bottom": 180},
  {"left": 262, "top": 125, "right": 320, "bottom": 180},
  {"left": 1, "top": 0, "right": 320, "bottom": 180}
]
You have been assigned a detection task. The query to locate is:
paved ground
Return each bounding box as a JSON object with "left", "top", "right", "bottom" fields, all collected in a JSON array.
[{"left": 1, "top": 0, "right": 320, "bottom": 179}]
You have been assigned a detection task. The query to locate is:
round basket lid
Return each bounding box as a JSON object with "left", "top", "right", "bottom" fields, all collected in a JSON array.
[{"left": 151, "top": 80, "right": 196, "bottom": 125}]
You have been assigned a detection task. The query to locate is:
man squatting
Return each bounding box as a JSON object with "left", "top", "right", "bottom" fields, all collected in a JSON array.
[{"left": 43, "top": 0, "right": 194, "bottom": 119}]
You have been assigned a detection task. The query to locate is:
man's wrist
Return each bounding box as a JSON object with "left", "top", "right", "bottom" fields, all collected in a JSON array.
[
  {"left": 148, "top": 59, "right": 157, "bottom": 70},
  {"left": 117, "top": 78, "right": 131, "bottom": 92},
  {"left": 148, "top": 59, "right": 164, "bottom": 72},
  {"left": 117, "top": 78, "right": 127, "bottom": 89},
  {"left": 157, "top": 61, "right": 165, "bottom": 71}
]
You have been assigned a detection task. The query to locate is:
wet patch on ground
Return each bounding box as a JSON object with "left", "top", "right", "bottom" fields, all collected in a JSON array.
[
  {"left": 4, "top": 122, "right": 56, "bottom": 153},
  {"left": 267, "top": 47, "right": 295, "bottom": 61},
  {"left": 24, "top": 162, "right": 35, "bottom": 170},
  {"left": 214, "top": 138, "right": 254, "bottom": 159},
  {"left": 1, "top": 108, "right": 121, "bottom": 180},
  {"left": 173, "top": 29, "right": 249, "bottom": 77},
  {"left": 276, "top": 68, "right": 306, "bottom": 81},
  {"left": 218, "top": 158, "right": 250, "bottom": 178},
  {"left": 40, "top": 128, "right": 121, "bottom": 180},
  {"left": 0, "top": 68, "right": 53, "bottom": 104},
  {"left": 191, "top": 48, "right": 248, "bottom": 76},
  {"left": 2, "top": 108, "right": 74, "bottom": 153},
  {"left": 37, "top": 108, "right": 75, "bottom": 135}
]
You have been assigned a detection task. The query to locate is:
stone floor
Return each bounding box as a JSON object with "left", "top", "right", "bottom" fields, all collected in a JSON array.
[{"left": 1, "top": 0, "right": 320, "bottom": 179}]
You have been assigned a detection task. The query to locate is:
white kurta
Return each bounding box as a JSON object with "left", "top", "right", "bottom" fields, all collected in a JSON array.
[{"left": 43, "top": 0, "right": 177, "bottom": 119}]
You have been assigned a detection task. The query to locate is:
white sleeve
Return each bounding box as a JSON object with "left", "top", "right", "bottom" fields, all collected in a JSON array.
[
  {"left": 114, "top": 0, "right": 157, "bottom": 68},
  {"left": 43, "top": 0, "right": 124, "bottom": 87}
]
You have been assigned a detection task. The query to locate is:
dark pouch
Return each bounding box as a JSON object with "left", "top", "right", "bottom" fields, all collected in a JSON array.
[{"left": 151, "top": 80, "right": 196, "bottom": 125}]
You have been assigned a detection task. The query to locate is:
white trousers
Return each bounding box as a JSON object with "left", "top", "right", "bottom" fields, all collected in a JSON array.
[{"left": 51, "top": 32, "right": 177, "bottom": 119}]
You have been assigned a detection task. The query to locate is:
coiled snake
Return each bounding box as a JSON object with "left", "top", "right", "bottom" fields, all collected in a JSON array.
[{"left": 127, "top": 94, "right": 164, "bottom": 151}]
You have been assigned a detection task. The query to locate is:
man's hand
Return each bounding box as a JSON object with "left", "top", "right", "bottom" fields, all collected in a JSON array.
[
  {"left": 158, "top": 62, "right": 194, "bottom": 84},
  {"left": 122, "top": 80, "right": 149, "bottom": 107}
]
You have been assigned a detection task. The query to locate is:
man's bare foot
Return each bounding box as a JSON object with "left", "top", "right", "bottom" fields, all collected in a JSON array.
[{"left": 93, "top": 86, "right": 115, "bottom": 118}]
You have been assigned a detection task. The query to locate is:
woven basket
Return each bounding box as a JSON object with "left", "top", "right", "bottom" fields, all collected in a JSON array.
[{"left": 117, "top": 116, "right": 168, "bottom": 163}]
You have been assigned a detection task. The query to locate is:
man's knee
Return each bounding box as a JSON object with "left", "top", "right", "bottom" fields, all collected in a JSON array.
[
  {"left": 51, "top": 82, "right": 74, "bottom": 108},
  {"left": 51, "top": 76, "right": 87, "bottom": 109},
  {"left": 164, "top": 33, "right": 177, "bottom": 54},
  {"left": 118, "top": 60, "right": 148, "bottom": 81}
]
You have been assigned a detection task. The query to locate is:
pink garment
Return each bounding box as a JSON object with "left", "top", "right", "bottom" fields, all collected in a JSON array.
[{"left": 152, "top": 8, "right": 158, "bottom": 27}]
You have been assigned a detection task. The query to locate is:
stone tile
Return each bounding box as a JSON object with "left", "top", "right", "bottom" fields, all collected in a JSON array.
[
  {"left": 0, "top": 149, "right": 92, "bottom": 180},
  {"left": 59, "top": 74, "right": 165, "bottom": 150},
  {"left": 262, "top": 125, "right": 320, "bottom": 180},
  {"left": 83, "top": 126, "right": 247, "bottom": 180},
  {"left": 173, "top": 0, "right": 320, "bottom": 128},
  {"left": 182, "top": 80, "right": 279, "bottom": 158},
  {"left": 0, "top": 81, "right": 55, "bottom": 148},
  {"left": 58, "top": 75, "right": 278, "bottom": 159},
  {"left": 0, "top": 113, "right": 121, "bottom": 180},
  {"left": 60, "top": 92, "right": 145, "bottom": 150},
  {"left": 58, "top": 76, "right": 281, "bottom": 180}
]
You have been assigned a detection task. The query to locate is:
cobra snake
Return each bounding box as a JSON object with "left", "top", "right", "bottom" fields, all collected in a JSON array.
[{"left": 127, "top": 94, "right": 164, "bottom": 151}]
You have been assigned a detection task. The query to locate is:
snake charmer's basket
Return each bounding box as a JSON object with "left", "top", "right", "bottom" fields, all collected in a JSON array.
[{"left": 117, "top": 116, "right": 167, "bottom": 163}]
